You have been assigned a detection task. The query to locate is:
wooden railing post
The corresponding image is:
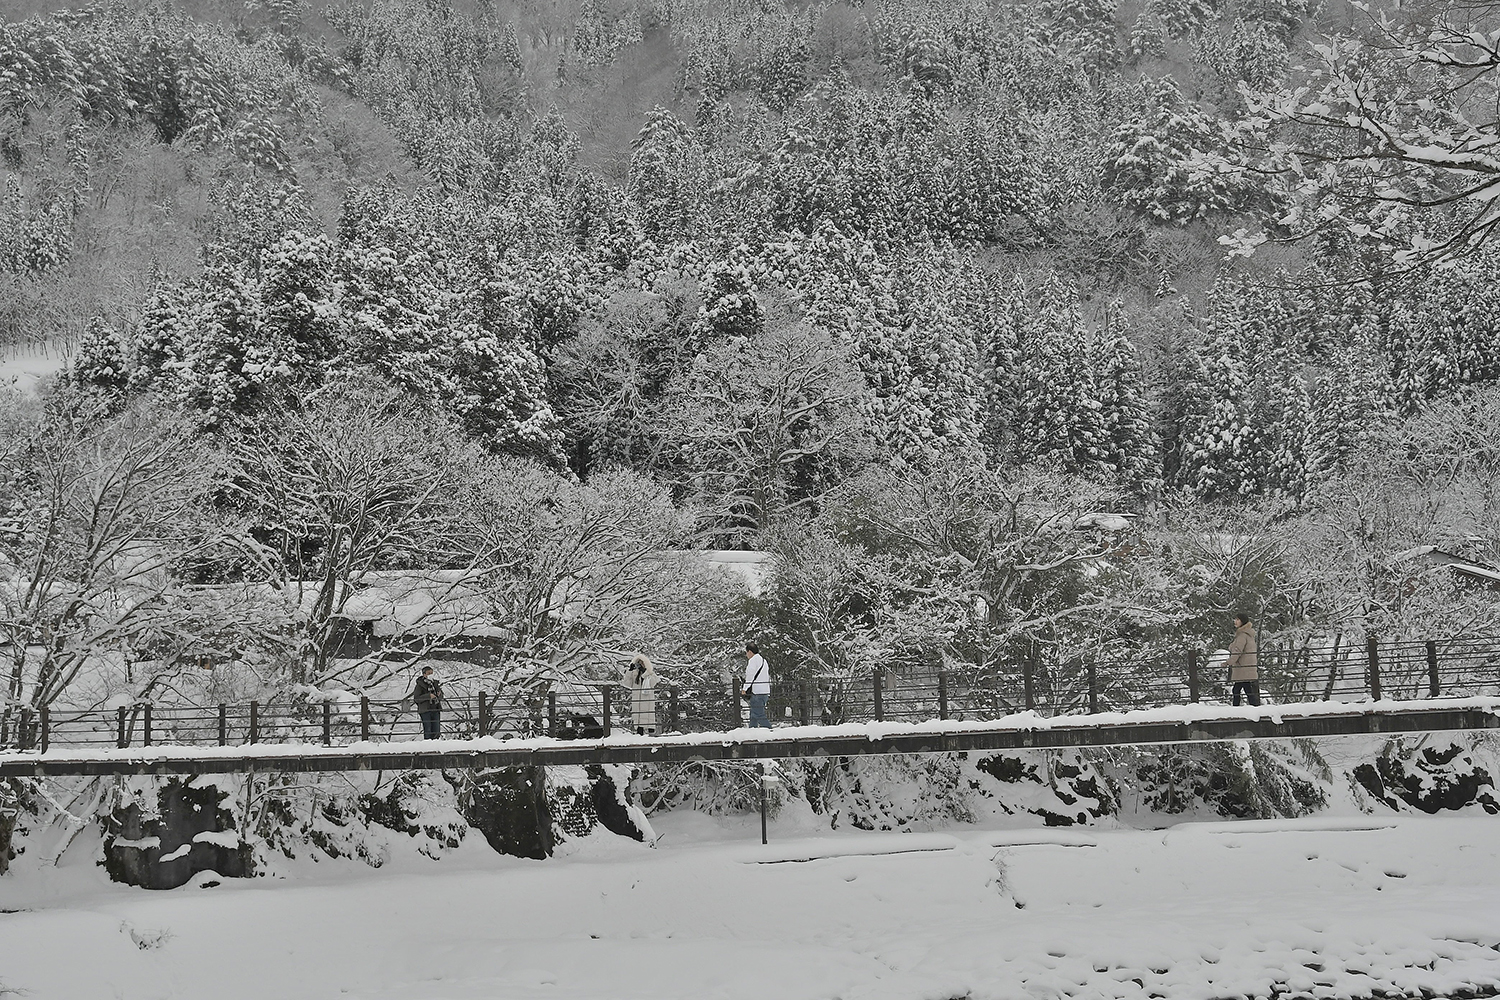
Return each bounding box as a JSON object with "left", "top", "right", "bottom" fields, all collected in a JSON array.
[
  {"left": 938, "top": 671, "right": 949, "bottom": 721},
  {"left": 38, "top": 707, "right": 48, "bottom": 753},
  {"left": 1187, "top": 649, "right": 1201, "bottom": 703},
  {"left": 218, "top": 704, "right": 227, "bottom": 746},
  {"left": 249, "top": 701, "right": 259, "bottom": 744},
  {"left": 359, "top": 697, "right": 370, "bottom": 742},
  {"left": 1087, "top": 658, "right": 1099, "bottom": 714},
  {"left": 547, "top": 690, "right": 557, "bottom": 737},
  {"left": 143, "top": 705, "right": 152, "bottom": 747},
  {"left": 322, "top": 701, "right": 332, "bottom": 746},
  {"left": 728, "top": 679, "right": 740, "bottom": 729},
  {"left": 872, "top": 668, "right": 884, "bottom": 722},
  {"left": 477, "top": 692, "right": 489, "bottom": 738},
  {"left": 1426, "top": 640, "right": 1440, "bottom": 698},
  {"left": 668, "top": 685, "right": 680, "bottom": 732},
  {"left": 1366, "top": 636, "right": 1382, "bottom": 701},
  {"left": 18, "top": 708, "right": 31, "bottom": 751},
  {"left": 117, "top": 706, "right": 127, "bottom": 748},
  {"left": 1024, "top": 656, "right": 1036, "bottom": 711},
  {"left": 601, "top": 686, "right": 612, "bottom": 737}
]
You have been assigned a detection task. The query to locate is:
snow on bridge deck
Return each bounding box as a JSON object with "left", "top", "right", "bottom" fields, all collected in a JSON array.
[{"left": 3, "top": 697, "right": 1498, "bottom": 777}]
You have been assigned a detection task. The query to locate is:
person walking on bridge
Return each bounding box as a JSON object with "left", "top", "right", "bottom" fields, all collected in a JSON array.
[
  {"left": 415, "top": 666, "right": 443, "bottom": 739},
  {"left": 1226, "top": 613, "right": 1260, "bottom": 707},
  {"left": 621, "top": 652, "right": 659, "bottom": 735},
  {"left": 743, "top": 643, "right": 772, "bottom": 729}
]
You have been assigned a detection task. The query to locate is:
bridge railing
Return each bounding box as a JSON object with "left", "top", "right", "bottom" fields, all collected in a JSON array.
[{"left": 4, "top": 634, "right": 1500, "bottom": 752}]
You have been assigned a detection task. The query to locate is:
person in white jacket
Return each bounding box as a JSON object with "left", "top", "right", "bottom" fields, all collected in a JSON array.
[
  {"left": 743, "top": 643, "right": 771, "bottom": 729},
  {"left": 620, "top": 653, "right": 659, "bottom": 735}
]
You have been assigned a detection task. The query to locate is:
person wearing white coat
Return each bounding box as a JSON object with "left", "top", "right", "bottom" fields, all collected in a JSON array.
[
  {"left": 743, "top": 643, "right": 771, "bottom": 729},
  {"left": 620, "top": 653, "right": 659, "bottom": 735}
]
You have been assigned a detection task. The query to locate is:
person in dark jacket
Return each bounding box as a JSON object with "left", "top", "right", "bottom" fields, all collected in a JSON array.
[
  {"left": 415, "top": 666, "right": 443, "bottom": 739},
  {"left": 1226, "top": 613, "right": 1260, "bottom": 707}
]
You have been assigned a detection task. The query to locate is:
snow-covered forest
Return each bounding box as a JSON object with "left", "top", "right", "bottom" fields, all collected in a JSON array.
[
  {"left": 5, "top": 1, "right": 1500, "bottom": 995},
  {"left": 4, "top": 0, "right": 1500, "bottom": 733}
]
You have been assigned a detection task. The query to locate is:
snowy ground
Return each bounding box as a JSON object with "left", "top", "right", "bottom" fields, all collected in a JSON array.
[
  {"left": 4, "top": 811, "right": 1500, "bottom": 1000},
  {"left": 0, "top": 342, "right": 67, "bottom": 394}
]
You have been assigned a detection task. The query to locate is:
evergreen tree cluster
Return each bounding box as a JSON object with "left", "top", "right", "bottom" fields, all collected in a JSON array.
[
  {"left": 0, "top": 5, "right": 315, "bottom": 173},
  {"left": 3, "top": 0, "right": 1498, "bottom": 516}
]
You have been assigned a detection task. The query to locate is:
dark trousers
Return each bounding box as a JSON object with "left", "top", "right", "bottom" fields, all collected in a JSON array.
[
  {"left": 1232, "top": 681, "right": 1261, "bottom": 707},
  {"left": 419, "top": 709, "right": 441, "bottom": 739}
]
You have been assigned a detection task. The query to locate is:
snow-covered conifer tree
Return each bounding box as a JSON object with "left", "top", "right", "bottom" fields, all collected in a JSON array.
[
  {"left": 70, "top": 316, "right": 130, "bottom": 397},
  {"left": 970, "top": 270, "right": 1023, "bottom": 469},
  {"left": 628, "top": 106, "right": 708, "bottom": 241},
  {"left": 1097, "top": 302, "right": 1161, "bottom": 491},
  {"left": 1256, "top": 341, "right": 1310, "bottom": 499},
  {"left": 1016, "top": 277, "right": 1106, "bottom": 473},
  {"left": 1189, "top": 283, "right": 1263, "bottom": 497},
  {"left": 259, "top": 230, "right": 341, "bottom": 374}
]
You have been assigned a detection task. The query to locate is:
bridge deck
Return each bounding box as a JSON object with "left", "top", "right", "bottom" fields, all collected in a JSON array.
[{"left": 3, "top": 698, "right": 1497, "bottom": 777}]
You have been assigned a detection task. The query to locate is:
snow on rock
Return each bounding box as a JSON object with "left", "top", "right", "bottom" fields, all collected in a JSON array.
[
  {"left": 785, "top": 750, "right": 1117, "bottom": 832},
  {"left": 102, "top": 777, "right": 250, "bottom": 889},
  {"left": 454, "top": 763, "right": 655, "bottom": 861},
  {"left": 760, "top": 740, "right": 1336, "bottom": 835},
  {"left": 1353, "top": 737, "right": 1500, "bottom": 814},
  {"left": 192, "top": 830, "right": 241, "bottom": 848},
  {"left": 550, "top": 763, "right": 651, "bottom": 844},
  {"left": 0, "top": 779, "right": 20, "bottom": 875},
  {"left": 257, "top": 770, "right": 469, "bottom": 866},
  {"left": 1119, "top": 737, "right": 1330, "bottom": 819},
  {"left": 9, "top": 733, "right": 1500, "bottom": 894}
]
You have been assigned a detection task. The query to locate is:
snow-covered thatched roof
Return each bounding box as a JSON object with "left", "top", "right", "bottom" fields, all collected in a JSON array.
[{"left": 1390, "top": 546, "right": 1500, "bottom": 589}]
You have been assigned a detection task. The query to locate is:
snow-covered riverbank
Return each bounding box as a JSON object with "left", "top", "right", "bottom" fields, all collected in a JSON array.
[{"left": 4, "top": 813, "right": 1499, "bottom": 1000}]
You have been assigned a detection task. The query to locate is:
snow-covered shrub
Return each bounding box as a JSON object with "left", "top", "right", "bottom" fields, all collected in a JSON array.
[
  {"left": 790, "top": 751, "right": 1118, "bottom": 832},
  {"left": 636, "top": 759, "right": 778, "bottom": 817}
]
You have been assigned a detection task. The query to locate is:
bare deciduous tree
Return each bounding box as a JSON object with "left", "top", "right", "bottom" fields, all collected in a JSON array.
[
  {"left": 225, "top": 375, "right": 479, "bottom": 684},
  {"left": 1243, "top": 0, "right": 1500, "bottom": 262},
  {"left": 0, "top": 399, "right": 227, "bottom": 727},
  {"left": 453, "top": 460, "right": 708, "bottom": 709},
  {"left": 655, "top": 318, "right": 869, "bottom": 538}
]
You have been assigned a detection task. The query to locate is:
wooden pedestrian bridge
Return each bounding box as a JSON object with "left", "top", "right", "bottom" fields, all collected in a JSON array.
[
  {"left": 3, "top": 635, "right": 1498, "bottom": 777},
  {"left": 2, "top": 700, "right": 1497, "bottom": 778}
]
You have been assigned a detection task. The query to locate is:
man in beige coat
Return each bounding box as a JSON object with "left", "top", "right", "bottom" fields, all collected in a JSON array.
[{"left": 1226, "top": 612, "right": 1260, "bottom": 707}]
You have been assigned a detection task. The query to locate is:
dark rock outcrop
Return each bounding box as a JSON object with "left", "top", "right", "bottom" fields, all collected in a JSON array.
[
  {"left": 103, "top": 778, "right": 251, "bottom": 889},
  {"left": 1355, "top": 742, "right": 1500, "bottom": 814},
  {"left": 459, "top": 764, "right": 648, "bottom": 858},
  {"left": 550, "top": 764, "right": 648, "bottom": 844},
  {"left": 459, "top": 766, "right": 555, "bottom": 860},
  {"left": 0, "top": 777, "right": 22, "bottom": 876},
  {"left": 585, "top": 764, "right": 646, "bottom": 842}
]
